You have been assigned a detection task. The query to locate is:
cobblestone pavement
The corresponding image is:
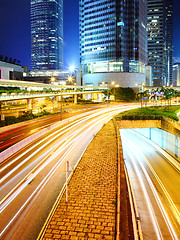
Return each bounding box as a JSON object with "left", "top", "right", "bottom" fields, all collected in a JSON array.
[{"left": 40, "top": 120, "right": 117, "bottom": 240}]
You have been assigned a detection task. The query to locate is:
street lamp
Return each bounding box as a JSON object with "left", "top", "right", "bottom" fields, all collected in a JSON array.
[
  {"left": 51, "top": 77, "right": 63, "bottom": 121},
  {"left": 135, "top": 82, "right": 146, "bottom": 108},
  {"left": 111, "top": 81, "right": 117, "bottom": 102},
  {"left": 69, "top": 66, "right": 75, "bottom": 72},
  {"left": 60, "top": 81, "right": 63, "bottom": 121},
  {"left": 50, "top": 76, "right": 56, "bottom": 83}
]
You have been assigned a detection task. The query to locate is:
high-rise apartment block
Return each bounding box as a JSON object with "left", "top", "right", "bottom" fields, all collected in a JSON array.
[
  {"left": 79, "top": 0, "right": 147, "bottom": 84},
  {"left": 31, "top": 0, "right": 63, "bottom": 71},
  {"left": 147, "top": 0, "right": 173, "bottom": 86}
]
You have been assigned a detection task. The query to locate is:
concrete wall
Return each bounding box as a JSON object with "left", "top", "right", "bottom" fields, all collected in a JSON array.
[
  {"left": 117, "top": 120, "right": 161, "bottom": 129},
  {"left": 116, "top": 118, "right": 180, "bottom": 159},
  {"left": 0, "top": 61, "right": 24, "bottom": 80},
  {"left": 161, "top": 117, "right": 180, "bottom": 137},
  {"left": 132, "top": 128, "right": 180, "bottom": 159},
  {"left": 83, "top": 72, "right": 145, "bottom": 88}
]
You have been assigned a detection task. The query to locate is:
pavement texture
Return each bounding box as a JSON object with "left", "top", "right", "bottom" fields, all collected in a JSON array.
[{"left": 40, "top": 120, "right": 117, "bottom": 240}]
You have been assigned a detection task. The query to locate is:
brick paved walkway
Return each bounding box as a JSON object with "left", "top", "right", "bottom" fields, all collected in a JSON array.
[{"left": 40, "top": 120, "right": 117, "bottom": 240}]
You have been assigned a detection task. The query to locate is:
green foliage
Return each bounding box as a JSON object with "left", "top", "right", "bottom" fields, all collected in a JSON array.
[
  {"left": 116, "top": 106, "right": 180, "bottom": 121},
  {"left": 0, "top": 86, "right": 21, "bottom": 94},
  {"left": 113, "top": 87, "right": 136, "bottom": 101},
  {"left": 0, "top": 110, "right": 62, "bottom": 127}
]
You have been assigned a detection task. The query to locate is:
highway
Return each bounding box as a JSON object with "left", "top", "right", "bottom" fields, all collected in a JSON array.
[
  {"left": 0, "top": 105, "right": 136, "bottom": 240},
  {"left": 0, "top": 104, "right": 111, "bottom": 152},
  {"left": 120, "top": 129, "right": 180, "bottom": 240}
]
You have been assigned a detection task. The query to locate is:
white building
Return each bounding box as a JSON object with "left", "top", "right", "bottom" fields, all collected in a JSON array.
[{"left": 0, "top": 61, "right": 24, "bottom": 80}]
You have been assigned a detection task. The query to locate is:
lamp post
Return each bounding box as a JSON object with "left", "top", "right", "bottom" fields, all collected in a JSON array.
[
  {"left": 51, "top": 76, "right": 63, "bottom": 121},
  {"left": 102, "top": 81, "right": 117, "bottom": 105},
  {"left": 60, "top": 81, "right": 63, "bottom": 121},
  {"left": 135, "top": 82, "right": 146, "bottom": 108}
]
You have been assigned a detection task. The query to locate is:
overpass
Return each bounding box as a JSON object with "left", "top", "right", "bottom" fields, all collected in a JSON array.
[
  {"left": 0, "top": 79, "right": 105, "bottom": 91},
  {"left": 0, "top": 79, "right": 106, "bottom": 111}
]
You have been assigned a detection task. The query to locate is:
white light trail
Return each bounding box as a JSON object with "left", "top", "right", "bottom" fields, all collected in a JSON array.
[
  {"left": 123, "top": 141, "right": 163, "bottom": 240},
  {"left": 122, "top": 133, "right": 178, "bottom": 240},
  {"left": 0, "top": 108, "right": 122, "bottom": 237},
  {"left": 1, "top": 105, "right": 134, "bottom": 183},
  {"left": 1, "top": 108, "right": 122, "bottom": 211},
  {"left": 10, "top": 133, "right": 24, "bottom": 139}
]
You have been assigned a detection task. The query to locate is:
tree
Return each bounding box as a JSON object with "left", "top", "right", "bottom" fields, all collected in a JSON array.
[
  {"left": 4, "top": 56, "right": 8, "bottom": 62},
  {"left": 115, "top": 87, "right": 136, "bottom": 101}
]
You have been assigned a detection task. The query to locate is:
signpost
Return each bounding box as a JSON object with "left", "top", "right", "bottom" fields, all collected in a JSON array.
[{"left": 66, "top": 161, "right": 69, "bottom": 202}]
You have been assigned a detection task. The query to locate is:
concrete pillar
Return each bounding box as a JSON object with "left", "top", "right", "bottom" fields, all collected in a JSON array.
[
  {"left": 98, "top": 93, "right": 103, "bottom": 102},
  {"left": 27, "top": 99, "right": 32, "bottom": 111},
  {"left": 93, "top": 93, "right": 98, "bottom": 101},
  {"left": 83, "top": 93, "right": 88, "bottom": 100},
  {"left": 74, "top": 94, "right": 77, "bottom": 104},
  {"left": 91, "top": 93, "right": 93, "bottom": 101},
  {"left": 53, "top": 96, "right": 58, "bottom": 109}
]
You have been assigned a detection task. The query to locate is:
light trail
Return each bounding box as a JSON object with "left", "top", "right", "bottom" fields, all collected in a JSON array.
[
  {"left": 122, "top": 133, "right": 179, "bottom": 240},
  {"left": 0, "top": 108, "right": 122, "bottom": 237},
  {"left": 0, "top": 113, "right": 94, "bottom": 173},
  {"left": 1, "top": 105, "right": 134, "bottom": 180},
  {"left": 130, "top": 129, "right": 180, "bottom": 171},
  {"left": 10, "top": 133, "right": 24, "bottom": 139},
  {"left": 123, "top": 141, "right": 163, "bottom": 240},
  {"left": 1, "top": 108, "right": 122, "bottom": 210}
]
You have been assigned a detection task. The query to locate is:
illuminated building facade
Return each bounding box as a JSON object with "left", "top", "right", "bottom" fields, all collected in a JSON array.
[
  {"left": 31, "top": 0, "right": 63, "bottom": 70},
  {"left": 147, "top": 0, "right": 173, "bottom": 86},
  {"left": 79, "top": 0, "right": 147, "bottom": 77},
  {"left": 173, "top": 63, "right": 180, "bottom": 86}
]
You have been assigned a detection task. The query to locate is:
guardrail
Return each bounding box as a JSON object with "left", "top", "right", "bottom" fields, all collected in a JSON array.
[
  {"left": 114, "top": 118, "right": 143, "bottom": 240},
  {"left": 0, "top": 110, "right": 97, "bottom": 163},
  {"left": 0, "top": 90, "right": 104, "bottom": 101}
]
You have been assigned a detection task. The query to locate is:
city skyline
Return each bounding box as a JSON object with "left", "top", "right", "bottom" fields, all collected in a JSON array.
[{"left": 0, "top": 0, "right": 180, "bottom": 70}]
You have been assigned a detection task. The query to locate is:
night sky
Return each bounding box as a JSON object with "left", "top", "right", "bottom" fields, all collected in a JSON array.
[{"left": 0, "top": 0, "right": 179, "bottom": 70}]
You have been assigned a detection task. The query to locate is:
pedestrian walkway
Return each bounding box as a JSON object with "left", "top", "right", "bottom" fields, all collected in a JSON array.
[{"left": 39, "top": 120, "right": 117, "bottom": 240}]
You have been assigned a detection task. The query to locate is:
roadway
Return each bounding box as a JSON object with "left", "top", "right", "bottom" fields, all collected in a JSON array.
[
  {"left": 0, "top": 104, "right": 112, "bottom": 152},
  {"left": 120, "top": 129, "right": 180, "bottom": 240},
  {"left": 0, "top": 104, "right": 136, "bottom": 240}
]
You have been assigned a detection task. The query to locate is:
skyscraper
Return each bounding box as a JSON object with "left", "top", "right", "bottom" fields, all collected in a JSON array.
[
  {"left": 31, "top": 0, "right": 63, "bottom": 71},
  {"left": 79, "top": 0, "right": 147, "bottom": 86},
  {"left": 147, "top": 0, "right": 173, "bottom": 86}
]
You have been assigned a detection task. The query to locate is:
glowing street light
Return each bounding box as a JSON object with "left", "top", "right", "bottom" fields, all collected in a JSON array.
[
  {"left": 69, "top": 66, "right": 75, "bottom": 72},
  {"left": 68, "top": 76, "right": 72, "bottom": 81},
  {"left": 50, "top": 76, "right": 56, "bottom": 82}
]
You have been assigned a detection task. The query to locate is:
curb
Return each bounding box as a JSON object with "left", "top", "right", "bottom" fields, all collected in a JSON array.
[{"left": 113, "top": 118, "right": 142, "bottom": 240}]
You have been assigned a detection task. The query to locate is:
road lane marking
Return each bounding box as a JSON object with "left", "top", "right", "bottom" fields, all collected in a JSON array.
[
  {"left": 0, "top": 108, "right": 122, "bottom": 205},
  {"left": 11, "top": 133, "right": 24, "bottom": 139},
  {"left": 122, "top": 133, "right": 178, "bottom": 240},
  {"left": 0, "top": 108, "right": 123, "bottom": 237},
  {"left": 1, "top": 106, "right": 134, "bottom": 174},
  {"left": 122, "top": 141, "right": 163, "bottom": 240}
]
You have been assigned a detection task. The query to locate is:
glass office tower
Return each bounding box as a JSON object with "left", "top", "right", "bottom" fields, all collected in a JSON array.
[
  {"left": 31, "top": 0, "right": 63, "bottom": 70},
  {"left": 147, "top": 0, "right": 173, "bottom": 86},
  {"left": 79, "top": 0, "right": 147, "bottom": 75}
]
